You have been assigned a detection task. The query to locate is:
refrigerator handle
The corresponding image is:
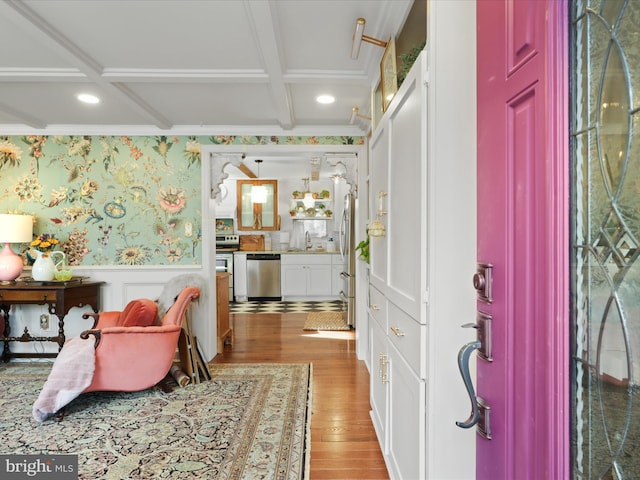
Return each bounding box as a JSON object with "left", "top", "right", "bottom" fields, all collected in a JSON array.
[{"left": 339, "top": 207, "right": 347, "bottom": 256}]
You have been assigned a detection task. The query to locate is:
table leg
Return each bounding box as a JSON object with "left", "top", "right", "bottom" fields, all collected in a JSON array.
[
  {"left": 54, "top": 314, "right": 66, "bottom": 351},
  {"left": 1, "top": 305, "right": 10, "bottom": 362}
]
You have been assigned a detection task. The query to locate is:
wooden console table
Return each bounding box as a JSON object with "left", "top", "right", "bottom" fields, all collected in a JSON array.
[
  {"left": 0, "top": 279, "right": 103, "bottom": 362},
  {"left": 216, "top": 272, "right": 232, "bottom": 353}
]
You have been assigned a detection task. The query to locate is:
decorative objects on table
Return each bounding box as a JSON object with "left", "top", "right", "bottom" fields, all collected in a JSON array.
[
  {"left": 0, "top": 214, "right": 33, "bottom": 283},
  {"left": 32, "top": 250, "right": 66, "bottom": 282},
  {"left": 30, "top": 233, "right": 63, "bottom": 281}
]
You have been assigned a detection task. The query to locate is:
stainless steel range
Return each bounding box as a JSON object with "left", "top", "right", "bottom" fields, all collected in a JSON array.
[{"left": 215, "top": 219, "right": 239, "bottom": 301}]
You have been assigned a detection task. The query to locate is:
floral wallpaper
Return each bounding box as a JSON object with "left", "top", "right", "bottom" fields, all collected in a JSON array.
[{"left": 0, "top": 134, "right": 362, "bottom": 267}]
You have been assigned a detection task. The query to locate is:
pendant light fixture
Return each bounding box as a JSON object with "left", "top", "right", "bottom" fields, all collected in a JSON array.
[
  {"left": 301, "top": 178, "right": 315, "bottom": 208},
  {"left": 251, "top": 159, "right": 267, "bottom": 204}
]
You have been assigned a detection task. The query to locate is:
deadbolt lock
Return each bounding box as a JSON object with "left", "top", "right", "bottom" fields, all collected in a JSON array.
[{"left": 474, "top": 263, "right": 493, "bottom": 304}]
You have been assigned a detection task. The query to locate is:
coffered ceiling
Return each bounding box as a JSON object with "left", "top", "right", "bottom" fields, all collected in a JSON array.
[{"left": 0, "top": 0, "right": 414, "bottom": 136}]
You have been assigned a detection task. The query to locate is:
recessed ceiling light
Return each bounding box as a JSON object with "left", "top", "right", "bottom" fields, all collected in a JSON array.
[
  {"left": 77, "top": 93, "right": 100, "bottom": 104},
  {"left": 316, "top": 94, "right": 335, "bottom": 105}
]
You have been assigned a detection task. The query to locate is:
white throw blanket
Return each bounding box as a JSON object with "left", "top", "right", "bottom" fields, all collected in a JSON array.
[
  {"left": 156, "top": 273, "right": 207, "bottom": 321},
  {"left": 32, "top": 335, "right": 96, "bottom": 422}
]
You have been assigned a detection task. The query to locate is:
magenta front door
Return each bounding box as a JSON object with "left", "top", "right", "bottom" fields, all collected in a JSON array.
[{"left": 475, "top": 1, "right": 569, "bottom": 478}]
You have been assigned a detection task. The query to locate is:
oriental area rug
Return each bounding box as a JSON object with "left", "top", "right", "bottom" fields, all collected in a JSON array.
[{"left": 0, "top": 362, "right": 312, "bottom": 480}]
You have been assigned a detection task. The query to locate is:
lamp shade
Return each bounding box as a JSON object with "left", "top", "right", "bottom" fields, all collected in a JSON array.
[
  {"left": 0, "top": 214, "right": 33, "bottom": 282},
  {"left": 0, "top": 214, "right": 33, "bottom": 243}
]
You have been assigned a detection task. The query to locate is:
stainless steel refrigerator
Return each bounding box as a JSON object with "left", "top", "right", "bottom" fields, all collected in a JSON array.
[{"left": 339, "top": 192, "right": 356, "bottom": 327}]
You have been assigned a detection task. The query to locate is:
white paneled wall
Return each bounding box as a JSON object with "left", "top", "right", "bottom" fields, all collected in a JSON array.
[{"left": 6, "top": 266, "right": 216, "bottom": 361}]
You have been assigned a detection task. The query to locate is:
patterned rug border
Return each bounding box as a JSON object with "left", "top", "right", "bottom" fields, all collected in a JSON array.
[{"left": 0, "top": 362, "right": 312, "bottom": 480}]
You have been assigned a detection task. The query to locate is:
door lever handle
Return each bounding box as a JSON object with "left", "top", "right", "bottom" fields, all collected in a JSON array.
[{"left": 456, "top": 340, "right": 481, "bottom": 429}]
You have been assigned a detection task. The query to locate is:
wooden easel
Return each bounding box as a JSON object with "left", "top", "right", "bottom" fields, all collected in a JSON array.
[{"left": 177, "top": 307, "right": 211, "bottom": 384}]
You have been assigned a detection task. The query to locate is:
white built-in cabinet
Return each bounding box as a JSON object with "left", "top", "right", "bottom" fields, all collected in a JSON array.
[
  {"left": 366, "top": 3, "right": 477, "bottom": 479},
  {"left": 368, "top": 50, "right": 427, "bottom": 480}
]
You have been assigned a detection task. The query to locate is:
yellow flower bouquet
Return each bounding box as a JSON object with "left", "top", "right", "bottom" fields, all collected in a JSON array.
[{"left": 30, "top": 233, "right": 60, "bottom": 255}]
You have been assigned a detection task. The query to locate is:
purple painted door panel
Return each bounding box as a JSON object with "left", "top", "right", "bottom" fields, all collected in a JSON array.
[{"left": 476, "top": 1, "right": 569, "bottom": 478}]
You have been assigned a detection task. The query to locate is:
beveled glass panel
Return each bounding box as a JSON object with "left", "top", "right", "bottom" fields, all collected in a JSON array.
[{"left": 572, "top": 0, "right": 640, "bottom": 478}]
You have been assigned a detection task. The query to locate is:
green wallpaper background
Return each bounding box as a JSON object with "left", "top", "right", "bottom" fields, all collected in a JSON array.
[{"left": 0, "top": 134, "right": 362, "bottom": 267}]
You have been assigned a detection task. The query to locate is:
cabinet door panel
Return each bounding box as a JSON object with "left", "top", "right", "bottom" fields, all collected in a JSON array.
[
  {"left": 369, "top": 127, "right": 389, "bottom": 292},
  {"left": 237, "top": 180, "right": 278, "bottom": 231},
  {"left": 369, "top": 317, "right": 388, "bottom": 453},
  {"left": 281, "top": 265, "right": 306, "bottom": 296},
  {"left": 307, "top": 265, "right": 332, "bottom": 295},
  {"left": 387, "top": 72, "right": 423, "bottom": 319},
  {"left": 388, "top": 342, "right": 426, "bottom": 480}
]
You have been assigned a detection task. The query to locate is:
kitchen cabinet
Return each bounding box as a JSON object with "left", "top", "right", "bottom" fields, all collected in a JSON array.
[
  {"left": 367, "top": 8, "right": 476, "bottom": 476},
  {"left": 237, "top": 180, "right": 278, "bottom": 231},
  {"left": 281, "top": 254, "right": 333, "bottom": 299},
  {"left": 368, "top": 51, "right": 427, "bottom": 479}
]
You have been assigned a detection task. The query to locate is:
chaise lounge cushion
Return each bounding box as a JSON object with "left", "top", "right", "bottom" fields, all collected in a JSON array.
[{"left": 119, "top": 299, "right": 158, "bottom": 327}]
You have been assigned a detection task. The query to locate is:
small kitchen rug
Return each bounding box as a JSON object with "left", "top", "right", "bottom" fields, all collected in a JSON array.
[{"left": 303, "top": 311, "right": 352, "bottom": 331}]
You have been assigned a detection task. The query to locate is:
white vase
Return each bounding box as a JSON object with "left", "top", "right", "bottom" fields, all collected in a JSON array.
[{"left": 32, "top": 251, "right": 65, "bottom": 281}]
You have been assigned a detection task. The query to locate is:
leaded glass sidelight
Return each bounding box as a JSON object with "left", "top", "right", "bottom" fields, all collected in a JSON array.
[{"left": 571, "top": 0, "right": 640, "bottom": 478}]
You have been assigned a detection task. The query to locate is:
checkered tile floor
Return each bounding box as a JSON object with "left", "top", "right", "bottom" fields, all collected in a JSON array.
[{"left": 229, "top": 300, "right": 345, "bottom": 314}]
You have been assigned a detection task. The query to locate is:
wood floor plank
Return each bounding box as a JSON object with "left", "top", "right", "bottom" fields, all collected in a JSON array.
[{"left": 211, "top": 312, "right": 389, "bottom": 479}]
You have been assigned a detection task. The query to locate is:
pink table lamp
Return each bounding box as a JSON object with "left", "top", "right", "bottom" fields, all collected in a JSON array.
[{"left": 0, "top": 214, "right": 33, "bottom": 282}]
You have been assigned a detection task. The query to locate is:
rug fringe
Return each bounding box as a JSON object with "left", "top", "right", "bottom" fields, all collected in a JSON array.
[{"left": 304, "top": 363, "right": 313, "bottom": 480}]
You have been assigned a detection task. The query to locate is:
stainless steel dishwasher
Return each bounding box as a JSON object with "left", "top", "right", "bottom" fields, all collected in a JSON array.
[{"left": 246, "top": 253, "right": 281, "bottom": 299}]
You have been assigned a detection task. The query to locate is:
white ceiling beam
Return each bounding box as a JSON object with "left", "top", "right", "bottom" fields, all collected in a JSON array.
[
  {"left": 0, "top": 0, "right": 173, "bottom": 129},
  {"left": 244, "top": 0, "right": 294, "bottom": 130},
  {"left": 0, "top": 101, "right": 46, "bottom": 129}
]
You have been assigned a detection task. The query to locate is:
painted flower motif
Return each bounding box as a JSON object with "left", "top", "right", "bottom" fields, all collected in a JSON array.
[
  {"left": 63, "top": 228, "right": 89, "bottom": 265},
  {"left": 153, "top": 136, "right": 173, "bottom": 159},
  {"left": 104, "top": 201, "right": 126, "bottom": 219},
  {"left": 159, "top": 187, "right": 186, "bottom": 214},
  {"left": 165, "top": 247, "right": 182, "bottom": 262},
  {"left": 59, "top": 206, "right": 92, "bottom": 224},
  {"left": 31, "top": 233, "right": 60, "bottom": 253},
  {"left": 14, "top": 175, "right": 41, "bottom": 202},
  {"left": 80, "top": 179, "right": 99, "bottom": 197},
  {"left": 67, "top": 137, "right": 92, "bottom": 158},
  {"left": 0, "top": 140, "right": 22, "bottom": 168},
  {"left": 47, "top": 186, "right": 69, "bottom": 207},
  {"left": 116, "top": 245, "right": 150, "bottom": 266},
  {"left": 22, "top": 135, "right": 47, "bottom": 159},
  {"left": 183, "top": 139, "right": 201, "bottom": 164}
]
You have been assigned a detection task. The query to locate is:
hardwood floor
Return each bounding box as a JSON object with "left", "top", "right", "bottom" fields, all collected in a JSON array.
[{"left": 211, "top": 312, "right": 389, "bottom": 480}]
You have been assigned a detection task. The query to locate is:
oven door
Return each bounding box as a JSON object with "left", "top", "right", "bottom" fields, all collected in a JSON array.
[{"left": 216, "top": 255, "right": 231, "bottom": 273}]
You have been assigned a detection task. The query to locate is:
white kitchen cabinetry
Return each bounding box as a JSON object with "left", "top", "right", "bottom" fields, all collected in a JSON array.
[
  {"left": 281, "top": 254, "right": 333, "bottom": 300},
  {"left": 233, "top": 253, "right": 247, "bottom": 302},
  {"left": 367, "top": 4, "right": 477, "bottom": 478}
]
